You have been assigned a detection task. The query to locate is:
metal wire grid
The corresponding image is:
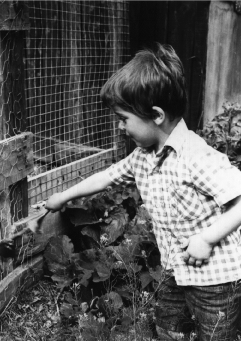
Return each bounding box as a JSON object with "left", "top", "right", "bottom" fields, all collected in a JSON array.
[
  {"left": 0, "top": 1, "right": 31, "bottom": 282},
  {"left": 25, "top": 0, "right": 130, "bottom": 175},
  {"left": 0, "top": 0, "right": 129, "bottom": 286}
]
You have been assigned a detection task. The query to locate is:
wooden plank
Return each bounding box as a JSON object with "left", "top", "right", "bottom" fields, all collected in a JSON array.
[
  {"left": 10, "top": 178, "right": 28, "bottom": 223},
  {"left": 204, "top": 1, "right": 241, "bottom": 124},
  {"left": 129, "top": 1, "right": 168, "bottom": 54},
  {"left": 0, "top": 1, "right": 30, "bottom": 31},
  {"left": 55, "top": 141, "right": 103, "bottom": 166},
  {"left": 28, "top": 149, "right": 114, "bottom": 205},
  {"left": 1, "top": 31, "right": 27, "bottom": 137},
  {"left": 166, "top": 2, "right": 198, "bottom": 127},
  {"left": 0, "top": 29, "right": 26, "bottom": 140},
  {"left": 0, "top": 255, "right": 43, "bottom": 314},
  {"left": 0, "top": 18, "right": 31, "bottom": 278},
  {"left": 60, "top": 1, "right": 83, "bottom": 145},
  {"left": 0, "top": 133, "right": 33, "bottom": 190},
  {"left": 186, "top": 1, "right": 209, "bottom": 131},
  {"left": 0, "top": 208, "right": 67, "bottom": 313}
]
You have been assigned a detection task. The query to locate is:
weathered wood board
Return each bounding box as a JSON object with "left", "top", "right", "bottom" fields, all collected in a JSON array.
[
  {"left": 33, "top": 134, "right": 103, "bottom": 166},
  {"left": 204, "top": 1, "right": 241, "bottom": 124},
  {"left": 0, "top": 255, "right": 43, "bottom": 314},
  {"left": 28, "top": 148, "right": 114, "bottom": 206},
  {"left": 0, "top": 133, "right": 34, "bottom": 276},
  {"left": 0, "top": 133, "right": 33, "bottom": 190},
  {"left": 0, "top": 1, "right": 30, "bottom": 31},
  {"left": 0, "top": 209, "right": 68, "bottom": 314}
]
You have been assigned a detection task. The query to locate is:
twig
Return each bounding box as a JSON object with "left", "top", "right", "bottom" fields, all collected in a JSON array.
[{"left": 0, "top": 296, "right": 17, "bottom": 318}]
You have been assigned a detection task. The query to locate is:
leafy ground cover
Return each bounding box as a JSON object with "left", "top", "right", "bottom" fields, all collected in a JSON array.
[
  {"left": 198, "top": 101, "right": 241, "bottom": 169},
  {"left": 0, "top": 184, "right": 167, "bottom": 340}
]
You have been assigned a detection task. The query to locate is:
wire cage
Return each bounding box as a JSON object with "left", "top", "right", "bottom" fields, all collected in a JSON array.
[
  {"left": 0, "top": 0, "right": 129, "bottom": 283},
  {"left": 26, "top": 0, "right": 130, "bottom": 205}
]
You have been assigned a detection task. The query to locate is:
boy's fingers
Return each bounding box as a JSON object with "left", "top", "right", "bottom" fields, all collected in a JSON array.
[
  {"left": 195, "top": 260, "right": 203, "bottom": 267},
  {"left": 2, "top": 239, "right": 14, "bottom": 245},
  {"left": 182, "top": 250, "right": 190, "bottom": 262},
  {"left": 187, "top": 256, "right": 196, "bottom": 266},
  {"left": 180, "top": 238, "right": 189, "bottom": 249}
]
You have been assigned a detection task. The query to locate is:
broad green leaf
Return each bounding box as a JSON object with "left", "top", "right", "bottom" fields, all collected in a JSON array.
[
  {"left": 77, "top": 249, "right": 97, "bottom": 270},
  {"left": 78, "top": 269, "right": 93, "bottom": 287},
  {"left": 95, "top": 262, "right": 111, "bottom": 279},
  {"left": 66, "top": 207, "right": 99, "bottom": 226},
  {"left": 129, "top": 263, "right": 142, "bottom": 273},
  {"left": 51, "top": 275, "right": 73, "bottom": 288},
  {"left": 149, "top": 265, "right": 165, "bottom": 283},
  {"left": 81, "top": 225, "right": 100, "bottom": 243},
  {"left": 44, "top": 235, "right": 74, "bottom": 267},
  {"left": 92, "top": 272, "right": 110, "bottom": 283},
  {"left": 105, "top": 291, "right": 123, "bottom": 311},
  {"left": 60, "top": 302, "right": 75, "bottom": 318},
  {"left": 101, "top": 207, "right": 129, "bottom": 244},
  {"left": 139, "top": 271, "right": 153, "bottom": 289}
]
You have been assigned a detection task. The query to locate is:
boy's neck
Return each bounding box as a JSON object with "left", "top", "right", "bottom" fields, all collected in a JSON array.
[{"left": 154, "top": 117, "right": 181, "bottom": 153}]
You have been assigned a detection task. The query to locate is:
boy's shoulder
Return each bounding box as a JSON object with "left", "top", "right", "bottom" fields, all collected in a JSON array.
[
  {"left": 182, "top": 129, "right": 229, "bottom": 167},
  {"left": 184, "top": 129, "right": 207, "bottom": 153}
]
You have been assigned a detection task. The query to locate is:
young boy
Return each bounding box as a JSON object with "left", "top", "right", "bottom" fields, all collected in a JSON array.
[{"left": 46, "top": 44, "right": 241, "bottom": 341}]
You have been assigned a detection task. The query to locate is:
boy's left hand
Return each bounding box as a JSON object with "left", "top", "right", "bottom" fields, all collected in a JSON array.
[{"left": 180, "top": 234, "right": 214, "bottom": 267}]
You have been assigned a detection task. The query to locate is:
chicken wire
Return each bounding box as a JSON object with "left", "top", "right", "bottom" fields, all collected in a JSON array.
[
  {"left": 0, "top": 0, "right": 129, "bottom": 291},
  {"left": 25, "top": 0, "right": 129, "bottom": 204},
  {"left": 0, "top": 1, "right": 31, "bottom": 285},
  {"left": 25, "top": 1, "right": 129, "bottom": 172}
]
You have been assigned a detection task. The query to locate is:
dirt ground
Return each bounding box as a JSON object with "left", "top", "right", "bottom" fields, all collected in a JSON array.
[{"left": 0, "top": 279, "right": 81, "bottom": 341}]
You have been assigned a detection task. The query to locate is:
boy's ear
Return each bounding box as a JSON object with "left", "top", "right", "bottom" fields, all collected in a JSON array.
[{"left": 152, "top": 106, "right": 165, "bottom": 125}]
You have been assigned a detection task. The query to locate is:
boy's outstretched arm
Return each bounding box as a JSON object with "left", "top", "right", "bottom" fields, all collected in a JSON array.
[
  {"left": 45, "top": 170, "right": 113, "bottom": 212},
  {"left": 182, "top": 195, "right": 241, "bottom": 267}
]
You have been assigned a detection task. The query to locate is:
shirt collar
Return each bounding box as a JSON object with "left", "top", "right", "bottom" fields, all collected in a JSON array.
[{"left": 156, "top": 118, "right": 188, "bottom": 157}]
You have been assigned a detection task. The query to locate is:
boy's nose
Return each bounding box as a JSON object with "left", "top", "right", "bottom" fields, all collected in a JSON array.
[{"left": 118, "top": 121, "right": 125, "bottom": 130}]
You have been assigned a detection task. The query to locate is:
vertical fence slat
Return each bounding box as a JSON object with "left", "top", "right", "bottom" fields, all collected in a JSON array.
[{"left": 0, "top": 1, "right": 30, "bottom": 278}]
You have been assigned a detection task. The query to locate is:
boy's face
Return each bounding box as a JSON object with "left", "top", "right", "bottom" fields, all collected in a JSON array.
[{"left": 114, "top": 107, "right": 161, "bottom": 150}]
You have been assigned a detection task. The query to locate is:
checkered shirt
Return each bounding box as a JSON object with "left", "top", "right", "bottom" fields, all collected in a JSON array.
[{"left": 107, "top": 119, "right": 241, "bottom": 286}]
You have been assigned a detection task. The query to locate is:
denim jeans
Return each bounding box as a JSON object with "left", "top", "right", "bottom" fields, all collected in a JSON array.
[{"left": 155, "top": 276, "right": 241, "bottom": 341}]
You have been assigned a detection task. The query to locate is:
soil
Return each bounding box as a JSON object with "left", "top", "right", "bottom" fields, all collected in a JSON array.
[{"left": 0, "top": 278, "right": 81, "bottom": 341}]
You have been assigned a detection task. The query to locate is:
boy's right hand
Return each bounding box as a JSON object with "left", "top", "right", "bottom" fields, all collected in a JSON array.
[{"left": 45, "top": 193, "right": 66, "bottom": 212}]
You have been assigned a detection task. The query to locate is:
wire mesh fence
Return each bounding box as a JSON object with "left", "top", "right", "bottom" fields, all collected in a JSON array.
[
  {"left": 25, "top": 0, "right": 129, "bottom": 168},
  {"left": 25, "top": 0, "right": 129, "bottom": 204},
  {"left": 0, "top": 0, "right": 129, "bottom": 296},
  {"left": 0, "top": 1, "right": 31, "bottom": 283}
]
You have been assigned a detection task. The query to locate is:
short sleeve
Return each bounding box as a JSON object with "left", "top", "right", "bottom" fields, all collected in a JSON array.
[
  {"left": 189, "top": 145, "right": 241, "bottom": 207},
  {"left": 106, "top": 149, "right": 138, "bottom": 185}
]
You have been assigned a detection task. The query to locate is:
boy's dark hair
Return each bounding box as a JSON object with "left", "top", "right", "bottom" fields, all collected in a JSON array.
[{"left": 100, "top": 43, "right": 187, "bottom": 120}]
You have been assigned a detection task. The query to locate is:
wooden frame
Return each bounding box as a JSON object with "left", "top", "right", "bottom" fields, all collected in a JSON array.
[{"left": 28, "top": 148, "right": 115, "bottom": 206}]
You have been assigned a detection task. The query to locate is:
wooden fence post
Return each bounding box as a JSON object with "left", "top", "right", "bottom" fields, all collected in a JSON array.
[
  {"left": 203, "top": 1, "right": 241, "bottom": 123},
  {"left": 0, "top": 1, "right": 30, "bottom": 278}
]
